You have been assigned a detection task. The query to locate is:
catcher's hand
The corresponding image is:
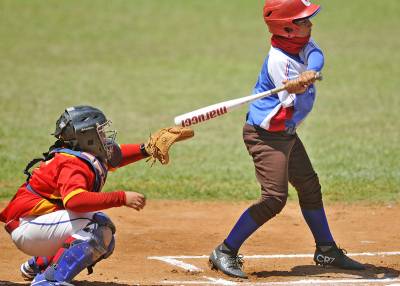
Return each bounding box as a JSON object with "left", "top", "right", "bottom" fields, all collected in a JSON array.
[
  {"left": 282, "top": 70, "right": 317, "bottom": 94},
  {"left": 124, "top": 191, "right": 146, "bottom": 211},
  {"left": 145, "top": 126, "right": 194, "bottom": 165}
]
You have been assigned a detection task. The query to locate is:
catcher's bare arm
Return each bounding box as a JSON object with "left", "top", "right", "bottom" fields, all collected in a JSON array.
[{"left": 145, "top": 126, "right": 194, "bottom": 165}]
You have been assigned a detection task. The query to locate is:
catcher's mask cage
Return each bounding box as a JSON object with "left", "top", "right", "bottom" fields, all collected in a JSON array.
[
  {"left": 263, "top": 0, "right": 320, "bottom": 38},
  {"left": 53, "top": 106, "right": 117, "bottom": 162}
]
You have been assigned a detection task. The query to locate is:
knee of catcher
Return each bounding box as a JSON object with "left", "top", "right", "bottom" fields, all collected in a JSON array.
[
  {"left": 84, "top": 212, "right": 116, "bottom": 256},
  {"left": 42, "top": 213, "right": 116, "bottom": 283},
  {"left": 249, "top": 195, "right": 287, "bottom": 225},
  {"left": 91, "top": 212, "right": 116, "bottom": 234}
]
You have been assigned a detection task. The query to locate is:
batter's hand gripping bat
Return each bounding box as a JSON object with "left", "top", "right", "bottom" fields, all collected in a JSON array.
[{"left": 174, "top": 72, "right": 322, "bottom": 127}]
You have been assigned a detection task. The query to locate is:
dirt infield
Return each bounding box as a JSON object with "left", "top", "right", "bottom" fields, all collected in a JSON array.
[{"left": 1, "top": 200, "right": 400, "bottom": 286}]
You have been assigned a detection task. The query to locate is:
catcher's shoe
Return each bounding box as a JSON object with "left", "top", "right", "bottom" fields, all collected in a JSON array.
[
  {"left": 21, "top": 258, "right": 40, "bottom": 281},
  {"left": 209, "top": 243, "right": 248, "bottom": 279},
  {"left": 314, "top": 244, "right": 365, "bottom": 270}
]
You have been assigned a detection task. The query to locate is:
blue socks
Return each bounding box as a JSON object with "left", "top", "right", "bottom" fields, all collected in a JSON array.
[
  {"left": 223, "top": 207, "right": 334, "bottom": 253},
  {"left": 301, "top": 208, "right": 334, "bottom": 245},
  {"left": 224, "top": 209, "right": 260, "bottom": 253}
]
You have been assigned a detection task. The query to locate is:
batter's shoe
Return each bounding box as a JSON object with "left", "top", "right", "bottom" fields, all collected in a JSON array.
[
  {"left": 21, "top": 258, "right": 40, "bottom": 281},
  {"left": 314, "top": 244, "right": 365, "bottom": 270},
  {"left": 209, "top": 243, "right": 248, "bottom": 279}
]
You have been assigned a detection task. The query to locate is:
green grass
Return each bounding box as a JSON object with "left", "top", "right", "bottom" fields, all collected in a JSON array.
[{"left": 0, "top": 0, "right": 399, "bottom": 202}]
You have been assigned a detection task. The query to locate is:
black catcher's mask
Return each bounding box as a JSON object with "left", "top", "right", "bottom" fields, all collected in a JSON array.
[{"left": 53, "top": 106, "right": 121, "bottom": 165}]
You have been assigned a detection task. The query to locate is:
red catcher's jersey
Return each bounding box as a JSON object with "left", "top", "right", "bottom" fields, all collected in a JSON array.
[{"left": 0, "top": 153, "right": 98, "bottom": 223}]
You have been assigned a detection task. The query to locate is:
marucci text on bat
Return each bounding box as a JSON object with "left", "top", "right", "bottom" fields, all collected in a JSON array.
[{"left": 180, "top": 106, "right": 228, "bottom": 127}]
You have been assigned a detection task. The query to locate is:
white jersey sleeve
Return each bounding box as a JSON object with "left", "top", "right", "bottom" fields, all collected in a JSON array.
[{"left": 268, "top": 47, "right": 306, "bottom": 107}]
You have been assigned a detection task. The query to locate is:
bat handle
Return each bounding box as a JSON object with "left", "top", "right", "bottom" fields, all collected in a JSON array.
[
  {"left": 277, "top": 71, "right": 323, "bottom": 94},
  {"left": 315, "top": 71, "right": 323, "bottom": 81}
]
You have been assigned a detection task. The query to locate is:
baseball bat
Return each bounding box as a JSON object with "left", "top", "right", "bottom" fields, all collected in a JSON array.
[{"left": 174, "top": 72, "right": 322, "bottom": 127}]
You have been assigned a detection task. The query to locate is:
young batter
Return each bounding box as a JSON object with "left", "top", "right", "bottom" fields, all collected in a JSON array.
[
  {"left": 209, "top": 0, "right": 365, "bottom": 278},
  {"left": 0, "top": 106, "right": 189, "bottom": 285}
]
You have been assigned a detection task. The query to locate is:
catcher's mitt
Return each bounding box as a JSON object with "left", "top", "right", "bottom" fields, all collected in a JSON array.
[{"left": 145, "top": 126, "right": 194, "bottom": 165}]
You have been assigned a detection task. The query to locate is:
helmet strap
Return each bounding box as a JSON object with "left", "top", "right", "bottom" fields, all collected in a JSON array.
[{"left": 23, "top": 139, "right": 72, "bottom": 181}]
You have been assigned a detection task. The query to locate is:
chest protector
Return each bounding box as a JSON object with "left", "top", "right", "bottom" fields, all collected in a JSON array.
[{"left": 51, "top": 148, "right": 108, "bottom": 193}]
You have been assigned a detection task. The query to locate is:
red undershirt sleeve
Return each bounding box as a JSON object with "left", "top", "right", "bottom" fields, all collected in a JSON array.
[
  {"left": 118, "top": 143, "right": 148, "bottom": 167},
  {"left": 65, "top": 191, "right": 126, "bottom": 212}
]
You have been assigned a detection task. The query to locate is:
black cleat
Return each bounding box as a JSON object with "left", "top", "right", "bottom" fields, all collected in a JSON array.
[
  {"left": 314, "top": 244, "right": 365, "bottom": 270},
  {"left": 209, "top": 243, "right": 248, "bottom": 279}
]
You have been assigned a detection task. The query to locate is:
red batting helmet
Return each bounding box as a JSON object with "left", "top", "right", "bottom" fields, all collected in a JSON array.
[{"left": 263, "top": 0, "right": 321, "bottom": 38}]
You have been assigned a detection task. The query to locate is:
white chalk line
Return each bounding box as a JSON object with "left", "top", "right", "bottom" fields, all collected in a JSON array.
[
  {"left": 160, "top": 277, "right": 400, "bottom": 285},
  {"left": 150, "top": 251, "right": 400, "bottom": 260},
  {"left": 149, "top": 251, "right": 400, "bottom": 285},
  {"left": 148, "top": 256, "right": 203, "bottom": 272},
  {"left": 148, "top": 251, "right": 400, "bottom": 273}
]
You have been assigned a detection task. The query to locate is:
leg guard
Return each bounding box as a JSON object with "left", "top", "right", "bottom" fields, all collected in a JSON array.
[{"left": 32, "top": 212, "right": 115, "bottom": 285}]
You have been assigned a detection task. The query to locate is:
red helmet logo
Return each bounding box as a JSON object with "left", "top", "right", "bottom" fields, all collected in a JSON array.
[{"left": 263, "top": 0, "right": 320, "bottom": 38}]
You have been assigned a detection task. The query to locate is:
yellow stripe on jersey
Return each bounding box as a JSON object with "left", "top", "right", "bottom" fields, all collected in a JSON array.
[
  {"left": 48, "top": 192, "right": 62, "bottom": 200},
  {"left": 59, "top": 152, "right": 76, "bottom": 158},
  {"left": 63, "top": 188, "right": 88, "bottom": 205},
  {"left": 29, "top": 199, "right": 58, "bottom": 216}
]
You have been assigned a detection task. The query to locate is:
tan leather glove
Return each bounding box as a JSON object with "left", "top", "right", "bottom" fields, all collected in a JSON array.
[{"left": 145, "top": 126, "right": 194, "bottom": 165}]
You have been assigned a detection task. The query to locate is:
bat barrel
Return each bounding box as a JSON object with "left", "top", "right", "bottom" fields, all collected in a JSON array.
[
  {"left": 174, "top": 88, "right": 278, "bottom": 126},
  {"left": 174, "top": 105, "right": 229, "bottom": 127}
]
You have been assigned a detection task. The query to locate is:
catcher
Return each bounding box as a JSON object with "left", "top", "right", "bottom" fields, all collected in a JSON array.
[{"left": 0, "top": 105, "right": 193, "bottom": 286}]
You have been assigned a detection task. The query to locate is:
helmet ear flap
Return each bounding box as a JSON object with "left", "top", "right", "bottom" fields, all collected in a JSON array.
[
  {"left": 284, "top": 27, "right": 293, "bottom": 33},
  {"left": 264, "top": 10, "right": 273, "bottom": 18},
  {"left": 283, "top": 27, "right": 294, "bottom": 35}
]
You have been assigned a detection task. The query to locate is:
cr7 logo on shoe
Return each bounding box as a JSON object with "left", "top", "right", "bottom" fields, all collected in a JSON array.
[{"left": 316, "top": 254, "right": 335, "bottom": 264}]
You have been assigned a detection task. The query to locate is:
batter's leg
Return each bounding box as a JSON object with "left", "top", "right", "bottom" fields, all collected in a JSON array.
[
  {"left": 209, "top": 125, "right": 295, "bottom": 279},
  {"left": 289, "top": 135, "right": 364, "bottom": 270}
]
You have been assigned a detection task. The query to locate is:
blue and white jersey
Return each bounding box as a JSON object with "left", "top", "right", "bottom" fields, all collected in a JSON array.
[{"left": 246, "top": 38, "right": 324, "bottom": 132}]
